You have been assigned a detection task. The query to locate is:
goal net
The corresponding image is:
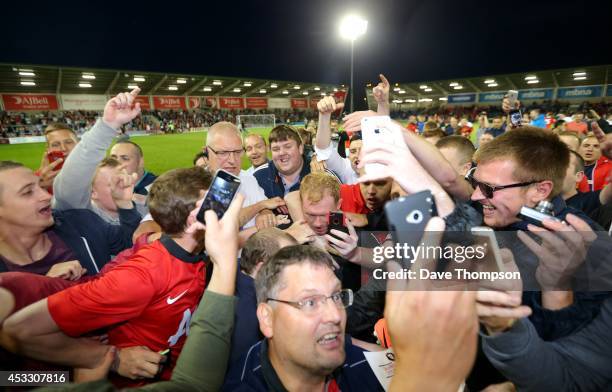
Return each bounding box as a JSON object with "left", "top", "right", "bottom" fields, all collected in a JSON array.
[{"left": 236, "top": 114, "right": 276, "bottom": 132}]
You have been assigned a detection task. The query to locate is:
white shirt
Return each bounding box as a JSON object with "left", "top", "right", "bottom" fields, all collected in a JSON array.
[
  {"left": 238, "top": 170, "right": 267, "bottom": 228},
  {"left": 314, "top": 144, "right": 359, "bottom": 184}
]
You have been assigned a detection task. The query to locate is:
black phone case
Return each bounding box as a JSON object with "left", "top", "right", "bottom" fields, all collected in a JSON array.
[
  {"left": 384, "top": 190, "right": 436, "bottom": 250},
  {"left": 328, "top": 212, "right": 349, "bottom": 237},
  {"left": 196, "top": 170, "right": 240, "bottom": 222}
]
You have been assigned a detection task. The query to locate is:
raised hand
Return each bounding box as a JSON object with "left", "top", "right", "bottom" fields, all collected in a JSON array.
[
  {"left": 385, "top": 218, "right": 478, "bottom": 392},
  {"left": 37, "top": 152, "right": 63, "bottom": 189},
  {"left": 372, "top": 74, "right": 390, "bottom": 105},
  {"left": 317, "top": 95, "right": 344, "bottom": 116},
  {"left": 342, "top": 110, "right": 378, "bottom": 134},
  {"left": 111, "top": 169, "right": 138, "bottom": 209},
  {"left": 103, "top": 88, "right": 142, "bottom": 130},
  {"left": 592, "top": 121, "right": 612, "bottom": 159}
]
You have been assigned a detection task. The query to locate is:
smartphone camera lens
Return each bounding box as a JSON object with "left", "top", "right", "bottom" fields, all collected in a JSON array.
[{"left": 405, "top": 210, "right": 423, "bottom": 224}]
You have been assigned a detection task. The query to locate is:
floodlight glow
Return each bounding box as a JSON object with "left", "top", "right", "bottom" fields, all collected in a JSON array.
[
  {"left": 294, "top": 85, "right": 301, "bottom": 89},
  {"left": 128, "top": 84, "right": 139, "bottom": 89},
  {"left": 424, "top": 88, "right": 432, "bottom": 92},
  {"left": 168, "top": 86, "right": 178, "bottom": 91},
  {"left": 270, "top": 83, "right": 278, "bottom": 88},
  {"left": 333, "top": 88, "right": 338, "bottom": 92},
  {"left": 203, "top": 87, "right": 212, "bottom": 92},
  {"left": 524, "top": 75, "right": 537, "bottom": 80},
  {"left": 259, "top": 89, "right": 267, "bottom": 93},
  {"left": 449, "top": 82, "right": 459, "bottom": 87},
  {"left": 20, "top": 81, "right": 36, "bottom": 86},
  {"left": 573, "top": 76, "right": 587, "bottom": 80},
  {"left": 439, "top": 97, "right": 448, "bottom": 101},
  {"left": 484, "top": 79, "right": 495, "bottom": 84},
  {"left": 212, "top": 80, "right": 222, "bottom": 85},
  {"left": 419, "top": 85, "right": 428, "bottom": 89},
  {"left": 233, "top": 88, "right": 241, "bottom": 92},
  {"left": 453, "top": 86, "right": 463, "bottom": 90},
  {"left": 487, "top": 83, "right": 498, "bottom": 87},
  {"left": 393, "top": 87, "right": 401, "bottom": 92},
  {"left": 177, "top": 79, "right": 187, "bottom": 84},
  {"left": 321, "top": 92, "right": 326, "bottom": 96},
  {"left": 314, "top": 86, "right": 320, "bottom": 91},
  {"left": 419, "top": 98, "right": 432, "bottom": 102},
  {"left": 19, "top": 71, "right": 35, "bottom": 77},
  {"left": 282, "top": 90, "right": 289, "bottom": 94},
  {"left": 405, "top": 99, "right": 416, "bottom": 103},
  {"left": 302, "top": 91, "right": 308, "bottom": 95},
  {"left": 339, "top": 15, "right": 368, "bottom": 40},
  {"left": 82, "top": 73, "right": 96, "bottom": 80},
  {"left": 244, "top": 82, "right": 252, "bottom": 87},
  {"left": 573, "top": 72, "right": 586, "bottom": 77},
  {"left": 527, "top": 80, "right": 539, "bottom": 84},
  {"left": 399, "top": 90, "right": 406, "bottom": 94},
  {"left": 134, "top": 76, "right": 146, "bottom": 82},
  {"left": 79, "top": 82, "right": 92, "bottom": 88}
]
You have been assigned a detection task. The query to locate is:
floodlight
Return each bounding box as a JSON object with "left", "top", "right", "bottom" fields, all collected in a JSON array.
[{"left": 339, "top": 15, "right": 368, "bottom": 41}]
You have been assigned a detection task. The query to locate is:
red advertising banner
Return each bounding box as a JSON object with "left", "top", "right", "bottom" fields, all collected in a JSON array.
[
  {"left": 245, "top": 97, "right": 268, "bottom": 109},
  {"left": 2, "top": 94, "right": 59, "bottom": 110},
  {"left": 188, "top": 97, "right": 201, "bottom": 109},
  {"left": 152, "top": 96, "right": 186, "bottom": 110},
  {"left": 291, "top": 98, "right": 308, "bottom": 109},
  {"left": 204, "top": 96, "right": 217, "bottom": 108},
  {"left": 134, "top": 96, "right": 151, "bottom": 110},
  {"left": 219, "top": 97, "right": 244, "bottom": 109},
  {"left": 309, "top": 96, "right": 322, "bottom": 109}
]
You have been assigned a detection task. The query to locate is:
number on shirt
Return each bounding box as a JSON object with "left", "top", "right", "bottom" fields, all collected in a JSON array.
[{"left": 168, "top": 308, "right": 192, "bottom": 346}]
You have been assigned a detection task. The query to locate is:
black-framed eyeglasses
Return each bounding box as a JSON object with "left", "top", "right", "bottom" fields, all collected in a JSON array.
[
  {"left": 266, "top": 289, "right": 353, "bottom": 314},
  {"left": 206, "top": 146, "right": 244, "bottom": 160},
  {"left": 466, "top": 167, "right": 541, "bottom": 199}
]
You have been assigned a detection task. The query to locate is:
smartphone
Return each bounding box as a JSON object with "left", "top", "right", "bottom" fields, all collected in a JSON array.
[
  {"left": 361, "top": 116, "right": 405, "bottom": 177},
  {"left": 470, "top": 227, "right": 504, "bottom": 273},
  {"left": 47, "top": 150, "right": 65, "bottom": 170},
  {"left": 506, "top": 90, "right": 522, "bottom": 127},
  {"left": 384, "top": 190, "right": 437, "bottom": 264},
  {"left": 196, "top": 169, "right": 241, "bottom": 223},
  {"left": 327, "top": 211, "right": 349, "bottom": 237},
  {"left": 506, "top": 90, "right": 518, "bottom": 108}
]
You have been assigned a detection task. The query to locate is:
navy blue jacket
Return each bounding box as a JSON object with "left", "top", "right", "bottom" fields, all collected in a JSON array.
[
  {"left": 253, "top": 156, "right": 311, "bottom": 199},
  {"left": 497, "top": 196, "right": 611, "bottom": 340},
  {"left": 0, "top": 207, "right": 139, "bottom": 275},
  {"left": 134, "top": 171, "right": 157, "bottom": 196},
  {"left": 230, "top": 271, "right": 262, "bottom": 367},
  {"left": 223, "top": 336, "right": 383, "bottom": 391}
]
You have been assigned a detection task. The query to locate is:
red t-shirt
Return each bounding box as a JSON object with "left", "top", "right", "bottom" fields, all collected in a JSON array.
[
  {"left": 47, "top": 236, "right": 206, "bottom": 387},
  {"left": 340, "top": 184, "right": 369, "bottom": 214},
  {"left": 566, "top": 121, "right": 588, "bottom": 135}
]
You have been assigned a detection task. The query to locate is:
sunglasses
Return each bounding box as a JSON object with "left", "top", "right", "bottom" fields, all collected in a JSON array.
[{"left": 466, "top": 167, "right": 541, "bottom": 199}]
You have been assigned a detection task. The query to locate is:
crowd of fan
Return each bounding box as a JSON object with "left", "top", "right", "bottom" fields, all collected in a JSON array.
[{"left": 0, "top": 76, "right": 612, "bottom": 391}]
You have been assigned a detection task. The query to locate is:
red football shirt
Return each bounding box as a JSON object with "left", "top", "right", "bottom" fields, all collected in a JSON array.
[
  {"left": 340, "top": 184, "right": 369, "bottom": 214},
  {"left": 47, "top": 235, "right": 206, "bottom": 387}
]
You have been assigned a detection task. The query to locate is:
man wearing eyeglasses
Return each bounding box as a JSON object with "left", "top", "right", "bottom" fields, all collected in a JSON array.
[
  {"left": 204, "top": 122, "right": 287, "bottom": 231},
  {"left": 223, "top": 245, "right": 381, "bottom": 391}
]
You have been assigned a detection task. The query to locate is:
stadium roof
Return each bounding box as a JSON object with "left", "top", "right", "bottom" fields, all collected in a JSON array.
[
  {"left": 0, "top": 63, "right": 344, "bottom": 99},
  {"left": 367, "top": 65, "right": 611, "bottom": 102}
]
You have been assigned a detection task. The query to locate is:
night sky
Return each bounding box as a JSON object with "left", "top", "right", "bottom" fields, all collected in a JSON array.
[{"left": 1, "top": 0, "right": 610, "bottom": 109}]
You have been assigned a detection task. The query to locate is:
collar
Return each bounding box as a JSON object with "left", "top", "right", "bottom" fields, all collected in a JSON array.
[
  {"left": 134, "top": 170, "right": 150, "bottom": 188},
  {"left": 260, "top": 337, "right": 345, "bottom": 392},
  {"left": 159, "top": 234, "right": 205, "bottom": 264},
  {"left": 260, "top": 339, "right": 289, "bottom": 392}
]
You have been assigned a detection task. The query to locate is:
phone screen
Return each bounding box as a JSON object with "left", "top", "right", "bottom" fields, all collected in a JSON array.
[{"left": 196, "top": 170, "right": 241, "bottom": 222}]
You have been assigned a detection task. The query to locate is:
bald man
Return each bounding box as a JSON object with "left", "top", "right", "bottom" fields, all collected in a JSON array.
[{"left": 244, "top": 133, "right": 269, "bottom": 175}]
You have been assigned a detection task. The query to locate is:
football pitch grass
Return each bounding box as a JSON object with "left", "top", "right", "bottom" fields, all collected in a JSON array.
[{"left": 0, "top": 127, "right": 273, "bottom": 175}]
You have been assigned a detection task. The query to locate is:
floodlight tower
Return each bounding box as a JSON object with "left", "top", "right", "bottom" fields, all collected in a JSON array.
[{"left": 339, "top": 15, "right": 368, "bottom": 112}]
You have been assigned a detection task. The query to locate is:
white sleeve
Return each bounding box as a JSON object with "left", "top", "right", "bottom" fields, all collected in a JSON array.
[{"left": 315, "top": 145, "right": 357, "bottom": 184}]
